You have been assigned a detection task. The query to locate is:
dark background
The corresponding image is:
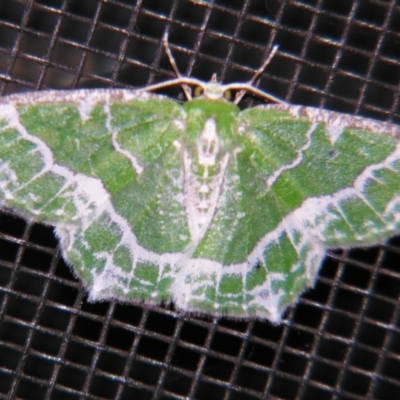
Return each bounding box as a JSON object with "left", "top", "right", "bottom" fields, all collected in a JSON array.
[{"left": 0, "top": 1, "right": 400, "bottom": 399}]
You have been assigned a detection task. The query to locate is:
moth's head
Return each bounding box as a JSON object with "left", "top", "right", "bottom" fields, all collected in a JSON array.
[
  {"left": 159, "top": 33, "right": 281, "bottom": 106},
  {"left": 193, "top": 74, "right": 232, "bottom": 101}
]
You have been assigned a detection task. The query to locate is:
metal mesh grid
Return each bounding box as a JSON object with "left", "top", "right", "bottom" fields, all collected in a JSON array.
[{"left": 0, "top": 0, "right": 400, "bottom": 399}]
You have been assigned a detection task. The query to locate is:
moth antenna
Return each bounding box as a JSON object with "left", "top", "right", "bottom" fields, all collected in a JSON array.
[
  {"left": 234, "top": 44, "right": 279, "bottom": 105},
  {"left": 163, "top": 32, "right": 193, "bottom": 100}
]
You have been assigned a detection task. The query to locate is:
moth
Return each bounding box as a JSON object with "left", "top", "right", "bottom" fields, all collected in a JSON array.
[{"left": 0, "top": 35, "right": 399, "bottom": 323}]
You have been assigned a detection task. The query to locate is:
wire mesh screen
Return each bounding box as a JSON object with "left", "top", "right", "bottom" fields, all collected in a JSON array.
[{"left": 0, "top": 0, "right": 400, "bottom": 399}]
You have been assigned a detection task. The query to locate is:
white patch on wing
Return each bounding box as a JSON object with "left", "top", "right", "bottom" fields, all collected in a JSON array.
[
  {"left": 257, "top": 103, "right": 400, "bottom": 143},
  {"left": 302, "top": 107, "right": 347, "bottom": 144},
  {"left": 104, "top": 101, "right": 145, "bottom": 175},
  {"left": 265, "top": 122, "right": 317, "bottom": 188},
  {"left": 0, "top": 103, "right": 56, "bottom": 194},
  {"left": 77, "top": 99, "right": 97, "bottom": 122}
]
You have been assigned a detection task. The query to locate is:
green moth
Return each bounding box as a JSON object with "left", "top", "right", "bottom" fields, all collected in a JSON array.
[{"left": 0, "top": 43, "right": 399, "bottom": 324}]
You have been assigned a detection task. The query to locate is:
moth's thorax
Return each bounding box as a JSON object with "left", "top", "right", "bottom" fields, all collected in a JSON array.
[
  {"left": 182, "top": 98, "right": 240, "bottom": 146},
  {"left": 181, "top": 99, "right": 240, "bottom": 241}
]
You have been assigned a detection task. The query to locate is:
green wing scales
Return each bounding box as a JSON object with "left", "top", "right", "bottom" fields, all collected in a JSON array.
[{"left": 0, "top": 89, "right": 399, "bottom": 323}]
